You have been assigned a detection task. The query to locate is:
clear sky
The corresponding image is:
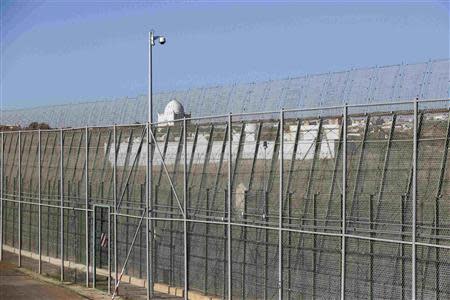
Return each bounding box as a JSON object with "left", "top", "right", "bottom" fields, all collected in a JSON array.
[{"left": 1, "top": 0, "right": 449, "bottom": 110}]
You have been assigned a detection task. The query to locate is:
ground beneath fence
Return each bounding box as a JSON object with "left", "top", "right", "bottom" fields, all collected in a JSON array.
[
  {"left": 0, "top": 260, "right": 94, "bottom": 300},
  {"left": 1, "top": 250, "right": 183, "bottom": 300}
]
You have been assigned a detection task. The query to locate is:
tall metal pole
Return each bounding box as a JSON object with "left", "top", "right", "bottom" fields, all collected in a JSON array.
[
  {"left": 340, "top": 103, "right": 347, "bottom": 300},
  {"left": 227, "top": 113, "right": 232, "bottom": 300},
  {"left": 278, "top": 109, "right": 284, "bottom": 300},
  {"left": 60, "top": 128, "right": 64, "bottom": 281},
  {"left": 113, "top": 124, "right": 118, "bottom": 293},
  {"left": 0, "top": 132, "right": 3, "bottom": 261},
  {"left": 149, "top": 31, "right": 154, "bottom": 125},
  {"left": 38, "top": 130, "right": 42, "bottom": 274},
  {"left": 183, "top": 117, "right": 189, "bottom": 300},
  {"left": 85, "top": 127, "right": 89, "bottom": 287},
  {"left": 146, "top": 122, "right": 153, "bottom": 298},
  {"left": 412, "top": 98, "right": 418, "bottom": 299},
  {"left": 147, "top": 30, "right": 154, "bottom": 299},
  {"left": 108, "top": 205, "right": 111, "bottom": 294},
  {"left": 92, "top": 205, "right": 96, "bottom": 288},
  {"left": 18, "top": 131, "right": 21, "bottom": 267}
]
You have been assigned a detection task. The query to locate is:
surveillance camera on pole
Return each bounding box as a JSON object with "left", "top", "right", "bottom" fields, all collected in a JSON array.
[
  {"left": 147, "top": 30, "right": 166, "bottom": 300},
  {"left": 150, "top": 31, "right": 166, "bottom": 47},
  {"left": 148, "top": 31, "right": 166, "bottom": 123},
  {"left": 157, "top": 36, "right": 166, "bottom": 45}
]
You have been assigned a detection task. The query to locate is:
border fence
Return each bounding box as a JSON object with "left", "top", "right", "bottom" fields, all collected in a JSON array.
[{"left": 0, "top": 98, "right": 449, "bottom": 299}]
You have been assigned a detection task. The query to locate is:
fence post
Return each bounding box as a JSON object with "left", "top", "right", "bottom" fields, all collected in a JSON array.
[
  {"left": 113, "top": 124, "right": 117, "bottom": 294},
  {"left": 369, "top": 194, "right": 374, "bottom": 300},
  {"left": 183, "top": 117, "right": 189, "bottom": 300},
  {"left": 85, "top": 127, "right": 89, "bottom": 287},
  {"left": 312, "top": 193, "right": 317, "bottom": 299},
  {"left": 223, "top": 189, "right": 227, "bottom": 299},
  {"left": 340, "top": 103, "right": 347, "bottom": 299},
  {"left": 227, "top": 113, "right": 232, "bottom": 300},
  {"left": 278, "top": 109, "right": 284, "bottom": 300},
  {"left": 92, "top": 205, "right": 96, "bottom": 288},
  {"left": 0, "top": 132, "right": 3, "bottom": 261},
  {"left": 146, "top": 121, "right": 154, "bottom": 298},
  {"left": 412, "top": 98, "right": 418, "bottom": 299},
  {"left": 38, "top": 130, "right": 42, "bottom": 274},
  {"left": 204, "top": 188, "right": 210, "bottom": 295},
  {"left": 108, "top": 205, "right": 111, "bottom": 294},
  {"left": 60, "top": 128, "right": 64, "bottom": 281},
  {"left": 287, "top": 192, "right": 292, "bottom": 300},
  {"left": 241, "top": 190, "right": 247, "bottom": 300},
  {"left": 18, "top": 132, "right": 22, "bottom": 267}
]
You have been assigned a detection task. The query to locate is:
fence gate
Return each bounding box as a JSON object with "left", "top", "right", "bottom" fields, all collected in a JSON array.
[{"left": 92, "top": 204, "right": 111, "bottom": 292}]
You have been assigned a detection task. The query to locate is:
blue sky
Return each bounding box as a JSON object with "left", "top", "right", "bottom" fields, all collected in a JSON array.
[{"left": 1, "top": 0, "right": 449, "bottom": 110}]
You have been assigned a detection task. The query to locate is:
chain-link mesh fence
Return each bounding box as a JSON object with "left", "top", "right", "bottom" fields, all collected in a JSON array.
[{"left": 0, "top": 99, "right": 449, "bottom": 299}]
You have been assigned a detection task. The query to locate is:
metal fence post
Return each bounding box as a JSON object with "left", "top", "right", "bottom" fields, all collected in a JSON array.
[
  {"left": 108, "top": 204, "right": 111, "bottom": 294},
  {"left": 60, "top": 128, "right": 64, "bottom": 281},
  {"left": 369, "top": 194, "right": 374, "bottom": 300},
  {"left": 38, "top": 130, "right": 42, "bottom": 274},
  {"left": 278, "top": 109, "right": 284, "bottom": 300},
  {"left": 113, "top": 124, "right": 118, "bottom": 294},
  {"left": 412, "top": 98, "right": 418, "bottom": 299},
  {"left": 183, "top": 117, "right": 189, "bottom": 300},
  {"left": 146, "top": 121, "right": 154, "bottom": 299},
  {"left": 340, "top": 103, "right": 347, "bottom": 300},
  {"left": 92, "top": 205, "right": 96, "bottom": 289},
  {"left": 227, "top": 113, "right": 232, "bottom": 300},
  {"left": 205, "top": 188, "right": 210, "bottom": 295},
  {"left": 0, "top": 132, "right": 3, "bottom": 261},
  {"left": 85, "top": 127, "right": 89, "bottom": 287},
  {"left": 18, "top": 131, "right": 22, "bottom": 267}
]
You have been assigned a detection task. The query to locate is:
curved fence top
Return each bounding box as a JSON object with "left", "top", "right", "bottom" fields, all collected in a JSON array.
[{"left": 2, "top": 59, "right": 449, "bottom": 128}]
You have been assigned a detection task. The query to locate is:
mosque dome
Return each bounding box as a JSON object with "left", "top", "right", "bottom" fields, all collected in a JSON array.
[{"left": 164, "top": 99, "right": 184, "bottom": 115}]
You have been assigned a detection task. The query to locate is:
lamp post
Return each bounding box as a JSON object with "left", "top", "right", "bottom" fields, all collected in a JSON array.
[{"left": 147, "top": 30, "right": 165, "bottom": 299}]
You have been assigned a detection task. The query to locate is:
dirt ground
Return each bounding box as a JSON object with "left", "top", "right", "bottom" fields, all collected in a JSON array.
[
  {"left": 0, "top": 251, "right": 181, "bottom": 300},
  {"left": 0, "top": 260, "right": 93, "bottom": 299}
]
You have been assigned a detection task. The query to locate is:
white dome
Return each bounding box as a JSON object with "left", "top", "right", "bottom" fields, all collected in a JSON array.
[{"left": 164, "top": 99, "right": 184, "bottom": 115}]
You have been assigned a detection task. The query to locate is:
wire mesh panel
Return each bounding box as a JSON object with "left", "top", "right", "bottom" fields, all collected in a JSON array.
[
  {"left": 87, "top": 127, "right": 114, "bottom": 207},
  {"left": 115, "top": 125, "right": 147, "bottom": 214},
  {"left": 231, "top": 226, "right": 279, "bottom": 300},
  {"left": 40, "top": 130, "right": 62, "bottom": 275},
  {"left": 62, "top": 129, "right": 86, "bottom": 209},
  {"left": 3, "top": 132, "right": 19, "bottom": 261},
  {"left": 346, "top": 113, "right": 394, "bottom": 239},
  {"left": 416, "top": 110, "right": 450, "bottom": 247},
  {"left": 345, "top": 238, "right": 412, "bottom": 299},
  {"left": 112, "top": 125, "right": 148, "bottom": 298},
  {"left": 153, "top": 120, "right": 184, "bottom": 220},
  {"left": 1, "top": 100, "right": 450, "bottom": 300},
  {"left": 283, "top": 108, "right": 343, "bottom": 235},
  {"left": 230, "top": 114, "right": 281, "bottom": 227},
  {"left": 187, "top": 223, "right": 227, "bottom": 298},
  {"left": 283, "top": 232, "right": 341, "bottom": 299},
  {"left": 153, "top": 219, "right": 185, "bottom": 291},
  {"left": 61, "top": 129, "right": 87, "bottom": 283},
  {"left": 2, "top": 61, "right": 449, "bottom": 128},
  {"left": 346, "top": 104, "right": 415, "bottom": 243},
  {"left": 189, "top": 116, "right": 229, "bottom": 221},
  {"left": 19, "top": 131, "right": 39, "bottom": 273},
  {"left": 416, "top": 245, "right": 450, "bottom": 299}
]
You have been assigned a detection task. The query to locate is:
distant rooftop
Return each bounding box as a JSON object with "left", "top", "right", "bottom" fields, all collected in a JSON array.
[{"left": 2, "top": 59, "right": 449, "bottom": 128}]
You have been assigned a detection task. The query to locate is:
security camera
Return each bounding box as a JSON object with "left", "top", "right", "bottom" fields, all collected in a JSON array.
[{"left": 158, "top": 36, "right": 166, "bottom": 45}]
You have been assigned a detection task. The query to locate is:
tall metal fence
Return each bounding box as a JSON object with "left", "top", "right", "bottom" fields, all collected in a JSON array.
[
  {"left": 3, "top": 59, "right": 449, "bottom": 128},
  {"left": 0, "top": 98, "right": 449, "bottom": 299}
]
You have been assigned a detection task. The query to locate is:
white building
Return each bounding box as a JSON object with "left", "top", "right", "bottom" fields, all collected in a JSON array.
[{"left": 157, "top": 99, "right": 190, "bottom": 126}]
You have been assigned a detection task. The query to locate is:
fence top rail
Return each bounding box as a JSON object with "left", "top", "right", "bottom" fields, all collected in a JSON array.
[{"left": 1, "top": 97, "right": 448, "bottom": 133}]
